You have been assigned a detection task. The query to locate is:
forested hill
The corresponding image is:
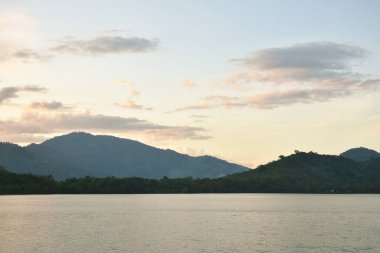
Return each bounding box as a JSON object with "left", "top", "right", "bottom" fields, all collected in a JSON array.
[
  {"left": 340, "top": 147, "right": 380, "bottom": 162},
  {"left": 0, "top": 132, "right": 248, "bottom": 179},
  {"left": 220, "top": 151, "right": 380, "bottom": 193},
  {"left": 1, "top": 151, "right": 380, "bottom": 194}
]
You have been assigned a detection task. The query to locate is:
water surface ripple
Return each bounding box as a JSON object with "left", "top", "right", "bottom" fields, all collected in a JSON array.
[{"left": 1, "top": 194, "right": 379, "bottom": 253}]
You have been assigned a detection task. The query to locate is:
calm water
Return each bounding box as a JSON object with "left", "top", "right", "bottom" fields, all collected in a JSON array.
[{"left": 0, "top": 194, "right": 379, "bottom": 253}]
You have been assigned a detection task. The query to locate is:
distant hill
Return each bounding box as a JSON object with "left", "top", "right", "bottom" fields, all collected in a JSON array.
[
  {"left": 1, "top": 151, "right": 380, "bottom": 194},
  {"left": 0, "top": 132, "right": 248, "bottom": 179},
  {"left": 340, "top": 147, "right": 380, "bottom": 162},
  {"left": 0, "top": 142, "right": 87, "bottom": 179},
  {"left": 220, "top": 152, "right": 380, "bottom": 193}
]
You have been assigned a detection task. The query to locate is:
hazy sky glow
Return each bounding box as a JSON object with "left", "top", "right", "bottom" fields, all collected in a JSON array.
[{"left": 0, "top": 0, "right": 379, "bottom": 167}]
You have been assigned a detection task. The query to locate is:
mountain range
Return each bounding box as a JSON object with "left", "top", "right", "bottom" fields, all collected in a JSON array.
[
  {"left": 0, "top": 132, "right": 379, "bottom": 184},
  {"left": 0, "top": 132, "right": 248, "bottom": 179},
  {"left": 1, "top": 150, "right": 380, "bottom": 194}
]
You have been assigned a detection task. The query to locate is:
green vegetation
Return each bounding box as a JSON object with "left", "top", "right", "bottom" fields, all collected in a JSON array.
[
  {"left": 220, "top": 152, "right": 380, "bottom": 193},
  {"left": 1, "top": 151, "right": 380, "bottom": 195},
  {"left": 0, "top": 167, "right": 57, "bottom": 194}
]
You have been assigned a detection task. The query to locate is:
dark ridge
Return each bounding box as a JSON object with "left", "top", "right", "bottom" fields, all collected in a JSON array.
[{"left": 340, "top": 147, "right": 380, "bottom": 162}]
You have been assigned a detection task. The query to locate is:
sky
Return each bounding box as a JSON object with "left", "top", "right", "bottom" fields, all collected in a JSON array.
[{"left": 0, "top": 0, "right": 379, "bottom": 168}]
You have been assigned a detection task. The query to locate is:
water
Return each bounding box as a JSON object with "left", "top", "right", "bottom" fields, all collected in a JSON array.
[{"left": 0, "top": 194, "right": 379, "bottom": 253}]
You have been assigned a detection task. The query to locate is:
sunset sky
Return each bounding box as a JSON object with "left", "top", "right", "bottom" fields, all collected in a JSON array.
[{"left": 0, "top": 0, "right": 379, "bottom": 167}]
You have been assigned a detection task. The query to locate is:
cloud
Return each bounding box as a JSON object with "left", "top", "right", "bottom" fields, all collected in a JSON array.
[
  {"left": 190, "top": 114, "right": 209, "bottom": 123},
  {"left": 119, "top": 99, "right": 152, "bottom": 111},
  {"left": 118, "top": 79, "right": 141, "bottom": 97},
  {"left": 227, "top": 42, "right": 369, "bottom": 87},
  {"left": 26, "top": 101, "right": 69, "bottom": 110},
  {"left": 118, "top": 79, "right": 135, "bottom": 86},
  {"left": 52, "top": 36, "right": 158, "bottom": 55},
  {"left": 0, "top": 133, "right": 47, "bottom": 144},
  {"left": 0, "top": 111, "right": 210, "bottom": 142},
  {"left": 174, "top": 103, "right": 215, "bottom": 112},
  {"left": 176, "top": 147, "right": 207, "bottom": 157},
  {"left": 11, "top": 49, "right": 51, "bottom": 62},
  {"left": 181, "top": 79, "right": 198, "bottom": 89},
  {"left": 173, "top": 42, "right": 379, "bottom": 111},
  {"left": 174, "top": 88, "right": 354, "bottom": 111},
  {"left": 360, "top": 79, "right": 380, "bottom": 91},
  {"left": 223, "top": 72, "right": 257, "bottom": 91},
  {"left": 235, "top": 42, "right": 367, "bottom": 71},
  {"left": 0, "top": 86, "right": 47, "bottom": 104},
  {"left": 116, "top": 80, "right": 152, "bottom": 110},
  {"left": 146, "top": 127, "right": 211, "bottom": 141},
  {"left": 245, "top": 88, "right": 351, "bottom": 109},
  {"left": 0, "top": 11, "right": 47, "bottom": 62},
  {"left": 0, "top": 12, "right": 157, "bottom": 61},
  {"left": 174, "top": 95, "right": 247, "bottom": 112},
  {"left": 190, "top": 114, "right": 209, "bottom": 119}
]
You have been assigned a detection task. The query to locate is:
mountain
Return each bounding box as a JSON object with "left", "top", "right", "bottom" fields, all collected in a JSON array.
[
  {"left": 0, "top": 142, "right": 86, "bottom": 179},
  {"left": 1, "top": 151, "right": 380, "bottom": 194},
  {"left": 0, "top": 132, "right": 248, "bottom": 179},
  {"left": 340, "top": 147, "right": 380, "bottom": 162}
]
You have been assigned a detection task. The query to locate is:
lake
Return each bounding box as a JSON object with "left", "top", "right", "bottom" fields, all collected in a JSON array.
[{"left": 0, "top": 194, "right": 379, "bottom": 252}]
